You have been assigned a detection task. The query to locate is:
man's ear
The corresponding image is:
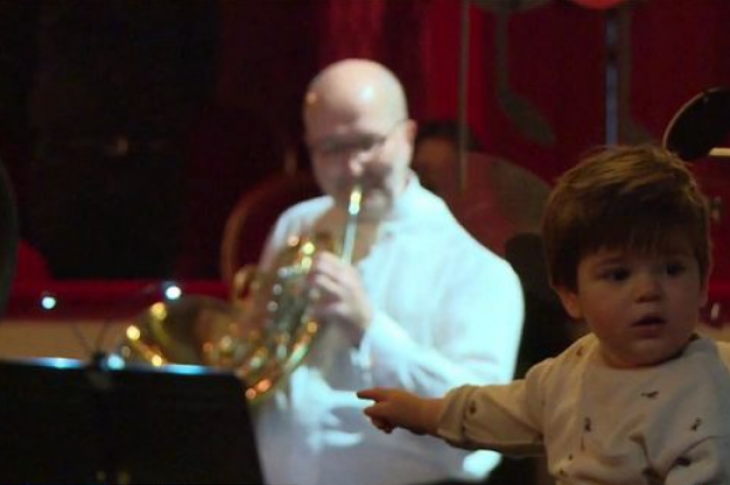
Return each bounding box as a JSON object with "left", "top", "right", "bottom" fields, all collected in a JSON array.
[
  {"left": 554, "top": 285, "right": 583, "bottom": 320},
  {"left": 404, "top": 119, "right": 418, "bottom": 144}
]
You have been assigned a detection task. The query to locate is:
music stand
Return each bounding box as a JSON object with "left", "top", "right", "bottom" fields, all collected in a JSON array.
[
  {"left": 0, "top": 358, "right": 265, "bottom": 485},
  {"left": 0, "top": 158, "right": 19, "bottom": 320},
  {"left": 663, "top": 86, "right": 730, "bottom": 161}
]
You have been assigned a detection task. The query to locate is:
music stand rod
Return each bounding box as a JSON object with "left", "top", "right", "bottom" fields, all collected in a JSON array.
[
  {"left": 709, "top": 147, "right": 730, "bottom": 158},
  {"left": 457, "top": 0, "right": 470, "bottom": 195}
]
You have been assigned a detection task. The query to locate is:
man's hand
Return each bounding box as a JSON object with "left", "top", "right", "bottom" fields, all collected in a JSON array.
[
  {"left": 307, "top": 251, "right": 372, "bottom": 345},
  {"left": 357, "top": 388, "right": 445, "bottom": 436}
]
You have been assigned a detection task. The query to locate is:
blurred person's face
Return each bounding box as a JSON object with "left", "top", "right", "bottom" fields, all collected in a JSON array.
[
  {"left": 556, "top": 235, "right": 708, "bottom": 368},
  {"left": 306, "top": 104, "right": 415, "bottom": 222}
]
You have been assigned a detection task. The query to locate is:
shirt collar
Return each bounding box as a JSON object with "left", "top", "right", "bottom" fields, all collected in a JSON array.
[{"left": 384, "top": 170, "right": 450, "bottom": 224}]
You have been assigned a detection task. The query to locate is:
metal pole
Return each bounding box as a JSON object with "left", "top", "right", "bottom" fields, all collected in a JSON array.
[{"left": 458, "top": 0, "right": 470, "bottom": 195}]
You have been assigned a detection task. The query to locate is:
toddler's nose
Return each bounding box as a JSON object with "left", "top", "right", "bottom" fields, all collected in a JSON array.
[{"left": 635, "top": 274, "right": 663, "bottom": 302}]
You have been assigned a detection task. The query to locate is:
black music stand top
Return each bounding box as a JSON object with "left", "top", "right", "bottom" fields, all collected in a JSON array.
[
  {"left": 0, "top": 159, "right": 19, "bottom": 320},
  {"left": 0, "top": 357, "right": 265, "bottom": 485},
  {"left": 663, "top": 86, "right": 730, "bottom": 161}
]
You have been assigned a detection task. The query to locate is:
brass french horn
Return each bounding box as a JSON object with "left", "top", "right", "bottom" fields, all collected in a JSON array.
[{"left": 115, "top": 184, "right": 363, "bottom": 405}]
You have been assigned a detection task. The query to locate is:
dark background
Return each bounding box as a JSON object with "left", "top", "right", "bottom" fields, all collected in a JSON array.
[{"left": 1, "top": 0, "right": 729, "bottom": 281}]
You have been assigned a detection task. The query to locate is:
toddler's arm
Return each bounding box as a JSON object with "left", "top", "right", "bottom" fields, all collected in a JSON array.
[
  {"left": 665, "top": 437, "right": 730, "bottom": 485},
  {"left": 357, "top": 388, "right": 444, "bottom": 436}
]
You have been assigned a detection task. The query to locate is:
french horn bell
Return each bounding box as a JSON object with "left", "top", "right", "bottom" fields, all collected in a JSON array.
[{"left": 115, "top": 184, "right": 363, "bottom": 405}]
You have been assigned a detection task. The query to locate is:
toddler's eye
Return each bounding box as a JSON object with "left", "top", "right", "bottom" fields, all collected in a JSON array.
[
  {"left": 602, "top": 268, "right": 630, "bottom": 282},
  {"left": 665, "top": 262, "right": 686, "bottom": 276}
]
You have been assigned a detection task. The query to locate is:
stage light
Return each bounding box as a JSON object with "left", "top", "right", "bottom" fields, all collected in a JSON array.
[
  {"left": 163, "top": 282, "right": 182, "bottom": 300},
  {"left": 36, "top": 357, "right": 82, "bottom": 369},
  {"left": 40, "top": 293, "right": 57, "bottom": 310},
  {"left": 105, "top": 354, "right": 126, "bottom": 370}
]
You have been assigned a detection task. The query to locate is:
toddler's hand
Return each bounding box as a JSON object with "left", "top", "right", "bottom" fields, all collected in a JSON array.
[{"left": 357, "top": 388, "right": 443, "bottom": 436}]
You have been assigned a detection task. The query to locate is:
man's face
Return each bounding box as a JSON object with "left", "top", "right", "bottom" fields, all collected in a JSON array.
[
  {"left": 305, "top": 104, "right": 414, "bottom": 222},
  {"left": 556, "top": 237, "right": 708, "bottom": 368}
]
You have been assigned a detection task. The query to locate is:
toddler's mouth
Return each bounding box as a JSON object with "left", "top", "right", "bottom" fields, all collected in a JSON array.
[{"left": 633, "top": 315, "right": 666, "bottom": 327}]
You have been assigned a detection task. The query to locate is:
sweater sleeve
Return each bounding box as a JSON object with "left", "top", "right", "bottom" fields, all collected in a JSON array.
[
  {"left": 664, "top": 437, "right": 730, "bottom": 485},
  {"left": 437, "top": 358, "right": 554, "bottom": 457}
]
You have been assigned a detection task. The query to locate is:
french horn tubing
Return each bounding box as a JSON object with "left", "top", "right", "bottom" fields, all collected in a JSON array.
[{"left": 115, "top": 184, "right": 363, "bottom": 405}]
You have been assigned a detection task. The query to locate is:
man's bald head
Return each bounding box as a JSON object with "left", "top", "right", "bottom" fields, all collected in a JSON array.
[
  {"left": 302, "top": 59, "right": 417, "bottom": 221},
  {"left": 304, "top": 59, "right": 408, "bottom": 133}
]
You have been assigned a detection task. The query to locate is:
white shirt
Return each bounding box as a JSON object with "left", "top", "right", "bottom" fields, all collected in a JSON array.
[
  {"left": 439, "top": 333, "right": 730, "bottom": 485},
  {"left": 254, "top": 177, "right": 525, "bottom": 485}
]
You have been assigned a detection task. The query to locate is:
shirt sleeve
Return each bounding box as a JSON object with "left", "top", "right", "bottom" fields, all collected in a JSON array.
[
  {"left": 436, "top": 359, "right": 551, "bottom": 457},
  {"left": 358, "top": 252, "right": 525, "bottom": 398},
  {"left": 664, "top": 437, "right": 730, "bottom": 485}
]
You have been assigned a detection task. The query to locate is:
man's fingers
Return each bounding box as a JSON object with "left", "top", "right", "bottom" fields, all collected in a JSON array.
[
  {"left": 311, "top": 273, "right": 340, "bottom": 302},
  {"left": 310, "top": 253, "right": 346, "bottom": 283}
]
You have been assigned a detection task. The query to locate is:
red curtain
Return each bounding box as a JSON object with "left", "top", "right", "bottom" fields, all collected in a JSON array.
[
  {"left": 307, "top": 0, "right": 730, "bottom": 178},
  {"left": 186, "top": 0, "right": 730, "bottom": 286},
  {"left": 305, "top": 0, "right": 730, "bottom": 292},
  {"left": 4, "top": 0, "right": 729, "bottom": 287}
]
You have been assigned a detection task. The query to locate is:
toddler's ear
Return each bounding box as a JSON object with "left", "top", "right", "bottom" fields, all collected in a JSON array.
[
  {"left": 554, "top": 286, "right": 583, "bottom": 320},
  {"left": 700, "top": 271, "right": 710, "bottom": 307}
]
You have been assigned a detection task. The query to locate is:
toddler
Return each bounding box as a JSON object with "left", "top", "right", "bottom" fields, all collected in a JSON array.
[{"left": 359, "top": 144, "right": 730, "bottom": 484}]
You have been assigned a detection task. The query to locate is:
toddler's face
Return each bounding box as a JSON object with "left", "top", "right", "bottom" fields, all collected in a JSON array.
[{"left": 556, "top": 238, "right": 707, "bottom": 368}]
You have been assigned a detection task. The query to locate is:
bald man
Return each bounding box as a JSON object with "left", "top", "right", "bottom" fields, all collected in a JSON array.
[{"left": 254, "top": 59, "right": 524, "bottom": 485}]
